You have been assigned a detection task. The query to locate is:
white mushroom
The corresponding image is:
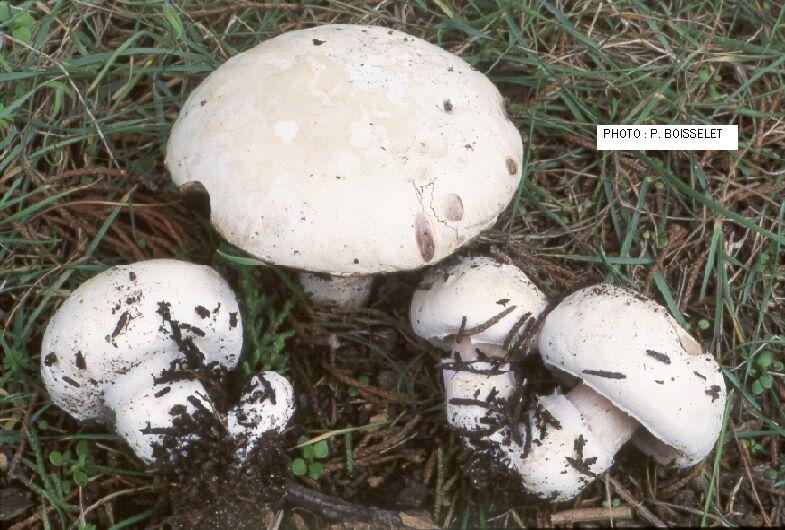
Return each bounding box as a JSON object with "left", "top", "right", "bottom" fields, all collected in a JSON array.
[
  {"left": 409, "top": 256, "right": 549, "bottom": 479},
  {"left": 529, "top": 284, "right": 727, "bottom": 498},
  {"left": 228, "top": 371, "right": 295, "bottom": 460},
  {"left": 166, "top": 24, "right": 523, "bottom": 308},
  {"left": 40, "top": 260, "right": 246, "bottom": 464}
]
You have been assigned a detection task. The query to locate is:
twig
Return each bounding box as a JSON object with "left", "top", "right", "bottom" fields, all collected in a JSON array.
[
  {"left": 47, "top": 167, "right": 127, "bottom": 182},
  {"left": 550, "top": 506, "right": 632, "bottom": 525},
  {"left": 284, "top": 479, "right": 436, "bottom": 528},
  {"left": 730, "top": 421, "right": 772, "bottom": 525},
  {"left": 444, "top": 306, "right": 516, "bottom": 341},
  {"left": 604, "top": 475, "right": 666, "bottom": 527},
  {"left": 6, "top": 393, "right": 37, "bottom": 479},
  {"left": 320, "top": 359, "right": 403, "bottom": 403},
  {"left": 187, "top": 2, "right": 339, "bottom": 16}
]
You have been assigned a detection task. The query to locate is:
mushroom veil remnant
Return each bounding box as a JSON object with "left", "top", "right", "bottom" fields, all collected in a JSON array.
[
  {"left": 166, "top": 24, "right": 523, "bottom": 307},
  {"left": 40, "top": 259, "right": 294, "bottom": 465}
]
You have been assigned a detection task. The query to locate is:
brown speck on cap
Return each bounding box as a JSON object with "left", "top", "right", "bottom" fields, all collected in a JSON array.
[
  {"left": 646, "top": 349, "right": 672, "bottom": 364},
  {"left": 74, "top": 351, "right": 86, "bottom": 370},
  {"left": 506, "top": 158, "right": 518, "bottom": 175},
  {"left": 442, "top": 193, "right": 464, "bottom": 222},
  {"left": 312, "top": 38, "right": 325, "bottom": 46},
  {"left": 415, "top": 213, "right": 435, "bottom": 262},
  {"left": 443, "top": 98, "right": 453, "bottom": 112},
  {"left": 129, "top": 271, "right": 136, "bottom": 281},
  {"left": 44, "top": 352, "right": 57, "bottom": 367},
  {"left": 195, "top": 305, "right": 210, "bottom": 319}
]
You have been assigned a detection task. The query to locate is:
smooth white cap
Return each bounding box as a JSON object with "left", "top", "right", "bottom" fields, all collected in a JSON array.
[
  {"left": 166, "top": 25, "right": 522, "bottom": 275},
  {"left": 40, "top": 259, "right": 242, "bottom": 422},
  {"left": 228, "top": 372, "right": 295, "bottom": 460},
  {"left": 410, "top": 256, "right": 548, "bottom": 347},
  {"left": 538, "top": 284, "right": 726, "bottom": 467}
]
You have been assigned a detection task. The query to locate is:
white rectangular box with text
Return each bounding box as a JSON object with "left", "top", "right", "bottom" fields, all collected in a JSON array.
[{"left": 596, "top": 125, "right": 738, "bottom": 150}]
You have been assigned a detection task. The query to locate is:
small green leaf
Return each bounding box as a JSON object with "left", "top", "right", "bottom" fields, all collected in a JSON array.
[
  {"left": 291, "top": 458, "right": 307, "bottom": 476},
  {"left": 759, "top": 374, "right": 773, "bottom": 389},
  {"left": 163, "top": 2, "right": 183, "bottom": 37},
  {"left": 73, "top": 469, "right": 89, "bottom": 487},
  {"left": 764, "top": 468, "right": 778, "bottom": 480},
  {"left": 37, "top": 420, "right": 48, "bottom": 430},
  {"left": 12, "top": 24, "right": 32, "bottom": 43},
  {"left": 774, "top": 361, "right": 784, "bottom": 371},
  {"left": 612, "top": 498, "right": 621, "bottom": 508},
  {"left": 15, "top": 12, "right": 35, "bottom": 28},
  {"left": 313, "top": 440, "right": 329, "bottom": 459},
  {"left": 755, "top": 351, "right": 773, "bottom": 371},
  {"left": 697, "top": 319, "right": 710, "bottom": 330},
  {"left": 308, "top": 462, "right": 324, "bottom": 480},
  {"left": 302, "top": 445, "right": 315, "bottom": 460},
  {"left": 751, "top": 379, "right": 764, "bottom": 395},
  {"left": 49, "top": 451, "right": 63, "bottom": 466},
  {"left": 76, "top": 440, "right": 89, "bottom": 459}
]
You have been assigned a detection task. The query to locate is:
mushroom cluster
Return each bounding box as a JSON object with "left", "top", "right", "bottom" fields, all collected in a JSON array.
[
  {"left": 41, "top": 259, "right": 294, "bottom": 466},
  {"left": 165, "top": 24, "right": 523, "bottom": 308},
  {"left": 410, "top": 259, "right": 727, "bottom": 501},
  {"left": 39, "top": 21, "right": 730, "bottom": 520}
]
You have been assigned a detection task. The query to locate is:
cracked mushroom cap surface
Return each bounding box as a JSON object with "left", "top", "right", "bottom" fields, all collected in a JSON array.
[
  {"left": 410, "top": 256, "right": 548, "bottom": 347},
  {"left": 165, "top": 24, "right": 522, "bottom": 275},
  {"left": 41, "top": 259, "right": 243, "bottom": 422},
  {"left": 538, "top": 284, "right": 727, "bottom": 467}
]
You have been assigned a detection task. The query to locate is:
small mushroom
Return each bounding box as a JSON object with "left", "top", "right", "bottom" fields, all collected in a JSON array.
[
  {"left": 40, "top": 259, "right": 294, "bottom": 464},
  {"left": 528, "top": 284, "right": 727, "bottom": 499},
  {"left": 228, "top": 372, "right": 295, "bottom": 460},
  {"left": 409, "top": 256, "right": 548, "bottom": 455},
  {"left": 166, "top": 25, "right": 523, "bottom": 308}
]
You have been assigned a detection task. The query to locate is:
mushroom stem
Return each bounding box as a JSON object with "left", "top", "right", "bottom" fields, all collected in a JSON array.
[
  {"left": 566, "top": 383, "right": 639, "bottom": 457},
  {"left": 298, "top": 272, "right": 374, "bottom": 308},
  {"left": 442, "top": 339, "right": 515, "bottom": 434}
]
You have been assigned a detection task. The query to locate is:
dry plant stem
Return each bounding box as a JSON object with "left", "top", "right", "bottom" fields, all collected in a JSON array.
[
  {"left": 730, "top": 421, "right": 771, "bottom": 525},
  {"left": 284, "top": 479, "right": 434, "bottom": 527},
  {"left": 550, "top": 506, "right": 633, "bottom": 525},
  {"left": 604, "top": 475, "right": 666, "bottom": 528}
]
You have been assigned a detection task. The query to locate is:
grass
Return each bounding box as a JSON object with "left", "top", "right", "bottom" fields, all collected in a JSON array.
[{"left": 1, "top": 0, "right": 784, "bottom": 527}]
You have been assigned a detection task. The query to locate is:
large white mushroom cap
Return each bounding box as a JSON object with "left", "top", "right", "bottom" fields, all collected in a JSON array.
[
  {"left": 411, "top": 256, "right": 548, "bottom": 347},
  {"left": 166, "top": 24, "right": 522, "bottom": 275},
  {"left": 538, "top": 284, "right": 727, "bottom": 467},
  {"left": 41, "top": 259, "right": 243, "bottom": 422}
]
